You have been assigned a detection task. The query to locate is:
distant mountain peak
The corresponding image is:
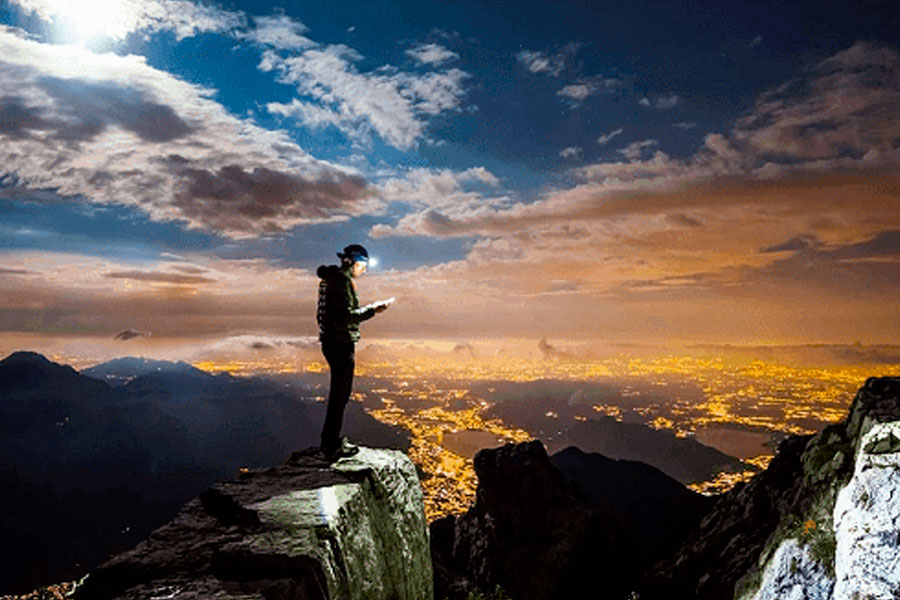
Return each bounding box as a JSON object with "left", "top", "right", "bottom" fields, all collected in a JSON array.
[
  {"left": 81, "top": 356, "right": 212, "bottom": 386},
  {"left": 0, "top": 351, "right": 75, "bottom": 375},
  {"left": 0, "top": 350, "right": 107, "bottom": 394},
  {"left": 1, "top": 350, "right": 54, "bottom": 366}
]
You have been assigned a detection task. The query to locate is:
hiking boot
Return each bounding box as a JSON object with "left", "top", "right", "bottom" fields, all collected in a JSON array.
[{"left": 322, "top": 437, "right": 359, "bottom": 460}]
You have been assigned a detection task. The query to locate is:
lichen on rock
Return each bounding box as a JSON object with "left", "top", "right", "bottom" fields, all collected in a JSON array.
[{"left": 737, "top": 377, "right": 900, "bottom": 600}]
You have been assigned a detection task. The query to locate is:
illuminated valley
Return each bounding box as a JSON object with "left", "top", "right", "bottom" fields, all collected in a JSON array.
[{"left": 188, "top": 351, "right": 897, "bottom": 519}]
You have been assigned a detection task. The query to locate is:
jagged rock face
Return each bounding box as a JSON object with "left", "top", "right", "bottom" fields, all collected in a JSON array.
[
  {"left": 644, "top": 376, "right": 900, "bottom": 600},
  {"left": 433, "top": 441, "right": 712, "bottom": 600},
  {"left": 748, "top": 539, "right": 833, "bottom": 600},
  {"left": 641, "top": 432, "right": 813, "bottom": 600},
  {"left": 432, "top": 441, "right": 627, "bottom": 600},
  {"left": 833, "top": 421, "right": 900, "bottom": 599},
  {"left": 72, "top": 447, "right": 432, "bottom": 600}
]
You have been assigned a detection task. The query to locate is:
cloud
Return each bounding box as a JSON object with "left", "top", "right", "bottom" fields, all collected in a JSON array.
[
  {"left": 597, "top": 128, "right": 623, "bottom": 146},
  {"left": 262, "top": 45, "right": 468, "bottom": 150},
  {"left": 515, "top": 43, "right": 580, "bottom": 77},
  {"left": 114, "top": 329, "right": 146, "bottom": 341},
  {"left": 0, "top": 30, "right": 374, "bottom": 237},
  {"left": 370, "top": 167, "right": 507, "bottom": 237},
  {"left": 516, "top": 50, "right": 565, "bottom": 77},
  {"left": 639, "top": 93, "right": 683, "bottom": 109},
  {"left": 666, "top": 213, "right": 703, "bottom": 228},
  {"left": 538, "top": 337, "right": 572, "bottom": 359},
  {"left": 749, "top": 35, "right": 763, "bottom": 48},
  {"left": 243, "top": 14, "right": 314, "bottom": 49},
  {"left": 163, "top": 159, "right": 370, "bottom": 233},
  {"left": 761, "top": 236, "right": 819, "bottom": 254},
  {"left": 105, "top": 270, "right": 217, "bottom": 285},
  {"left": 732, "top": 41, "right": 900, "bottom": 166},
  {"left": 559, "top": 146, "right": 582, "bottom": 160},
  {"left": 9, "top": 0, "right": 244, "bottom": 41},
  {"left": 672, "top": 121, "right": 697, "bottom": 130},
  {"left": 5, "top": 77, "right": 197, "bottom": 143},
  {"left": 0, "top": 251, "right": 324, "bottom": 338},
  {"left": 618, "top": 139, "right": 659, "bottom": 161},
  {"left": 360, "top": 43, "right": 900, "bottom": 342},
  {"left": 0, "top": 267, "right": 33, "bottom": 275},
  {"left": 376, "top": 166, "right": 500, "bottom": 208},
  {"left": 557, "top": 75, "right": 623, "bottom": 106},
  {"left": 406, "top": 43, "right": 458, "bottom": 65}
]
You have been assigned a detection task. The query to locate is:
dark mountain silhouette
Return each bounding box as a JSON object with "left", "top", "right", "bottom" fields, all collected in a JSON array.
[
  {"left": 0, "top": 351, "right": 409, "bottom": 595},
  {"left": 432, "top": 441, "right": 713, "bottom": 600},
  {"left": 485, "top": 394, "right": 749, "bottom": 484},
  {"left": 81, "top": 357, "right": 209, "bottom": 386},
  {"left": 549, "top": 446, "right": 712, "bottom": 558}
]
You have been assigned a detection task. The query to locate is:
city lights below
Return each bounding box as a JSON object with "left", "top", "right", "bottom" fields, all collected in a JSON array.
[
  {"left": 54, "top": 345, "right": 897, "bottom": 520},
  {"left": 179, "top": 351, "right": 894, "bottom": 519}
]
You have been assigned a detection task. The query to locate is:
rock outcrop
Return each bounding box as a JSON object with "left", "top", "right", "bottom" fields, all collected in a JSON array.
[
  {"left": 72, "top": 446, "right": 432, "bottom": 600},
  {"left": 0, "top": 351, "right": 409, "bottom": 595},
  {"left": 642, "top": 376, "right": 900, "bottom": 600},
  {"left": 431, "top": 441, "right": 712, "bottom": 600}
]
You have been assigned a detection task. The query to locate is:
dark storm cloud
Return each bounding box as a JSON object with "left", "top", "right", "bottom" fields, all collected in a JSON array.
[
  {"left": 833, "top": 230, "right": 900, "bottom": 260},
  {"left": 666, "top": 213, "right": 703, "bottom": 228},
  {"left": 732, "top": 230, "right": 900, "bottom": 297},
  {"left": 0, "top": 32, "right": 380, "bottom": 239},
  {"left": 105, "top": 270, "right": 217, "bottom": 285},
  {"left": 762, "top": 236, "right": 819, "bottom": 253},
  {"left": 0, "top": 95, "right": 51, "bottom": 139},
  {"left": 114, "top": 329, "right": 146, "bottom": 341},
  {"left": 37, "top": 77, "right": 195, "bottom": 144},
  {"left": 164, "top": 157, "right": 371, "bottom": 233},
  {"left": 0, "top": 80, "right": 195, "bottom": 147}
]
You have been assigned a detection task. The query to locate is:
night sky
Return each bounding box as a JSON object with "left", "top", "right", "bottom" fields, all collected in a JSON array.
[{"left": 1, "top": 0, "right": 899, "bottom": 360}]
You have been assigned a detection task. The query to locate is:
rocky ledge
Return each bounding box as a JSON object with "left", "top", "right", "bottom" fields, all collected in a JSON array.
[{"left": 72, "top": 446, "right": 432, "bottom": 600}]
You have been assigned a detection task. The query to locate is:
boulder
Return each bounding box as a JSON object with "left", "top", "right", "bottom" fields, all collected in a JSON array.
[{"left": 72, "top": 446, "right": 432, "bottom": 600}]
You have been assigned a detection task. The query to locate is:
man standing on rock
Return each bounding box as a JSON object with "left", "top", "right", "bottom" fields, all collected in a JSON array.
[{"left": 316, "top": 244, "right": 393, "bottom": 459}]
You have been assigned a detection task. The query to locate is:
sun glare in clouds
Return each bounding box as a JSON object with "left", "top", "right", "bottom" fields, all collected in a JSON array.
[{"left": 29, "top": 0, "right": 132, "bottom": 42}]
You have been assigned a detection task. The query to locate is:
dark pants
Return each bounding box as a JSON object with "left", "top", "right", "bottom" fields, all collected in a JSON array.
[{"left": 320, "top": 339, "right": 355, "bottom": 452}]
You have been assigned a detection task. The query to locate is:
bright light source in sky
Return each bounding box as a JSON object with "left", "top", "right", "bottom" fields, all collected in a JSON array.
[
  {"left": 36, "top": 0, "right": 132, "bottom": 42},
  {"left": 368, "top": 256, "right": 379, "bottom": 268}
]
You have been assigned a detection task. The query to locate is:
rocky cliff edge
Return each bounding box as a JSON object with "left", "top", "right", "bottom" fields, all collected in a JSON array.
[
  {"left": 71, "top": 446, "right": 432, "bottom": 600},
  {"left": 643, "top": 376, "right": 900, "bottom": 600}
]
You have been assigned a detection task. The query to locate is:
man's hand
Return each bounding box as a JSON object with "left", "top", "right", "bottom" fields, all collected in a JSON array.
[{"left": 373, "top": 297, "right": 395, "bottom": 313}]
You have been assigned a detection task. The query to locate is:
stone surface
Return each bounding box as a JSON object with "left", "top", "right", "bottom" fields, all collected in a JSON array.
[
  {"left": 744, "top": 539, "right": 833, "bottom": 600},
  {"left": 833, "top": 421, "right": 900, "bottom": 600},
  {"left": 643, "top": 377, "right": 900, "bottom": 600},
  {"left": 72, "top": 446, "right": 432, "bottom": 600}
]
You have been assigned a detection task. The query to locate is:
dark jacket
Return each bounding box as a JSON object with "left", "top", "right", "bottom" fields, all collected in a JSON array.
[{"left": 316, "top": 264, "right": 377, "bottom": 343}]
